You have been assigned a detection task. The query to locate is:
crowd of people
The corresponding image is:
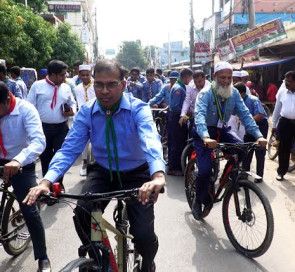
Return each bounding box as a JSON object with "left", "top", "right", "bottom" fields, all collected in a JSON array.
[{"left": 0, "top": 57, "right": 294, "bottom": 271}]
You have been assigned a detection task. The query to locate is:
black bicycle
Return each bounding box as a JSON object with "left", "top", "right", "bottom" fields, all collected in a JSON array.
[
  {"left": 39, "top": 184, "right": 163, "bottom": 271},
  {"left": 0, "top": 167, "right": 31, "bottom": 256},
  {"left": 185, "top": 142, "right": 274, "bottom": 258}
]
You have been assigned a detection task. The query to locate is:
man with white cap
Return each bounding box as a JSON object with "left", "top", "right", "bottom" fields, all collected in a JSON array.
[
  {"left": 75, "top": 64, "right": 96, "bottom": 176},
  {"left": 191, "top": 61, "right": 267, "bottom": 220}
]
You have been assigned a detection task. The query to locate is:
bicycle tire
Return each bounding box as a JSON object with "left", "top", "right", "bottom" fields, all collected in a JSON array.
[
  {"left": 263, "top": 104, "right": 271, "bottom": 118},
  {"left": 2, "top": 195, "right": 31, "bottom": 256},
  {"left": 288, "top": 163, "right": 295, "bottom": 172},
  {"left": 267, "top": 132, "right": 278, "bottom": 160},
  {"left": 222, "top": 179, "right": 274, "bottom": 258},
  {"left": 181, "top": 142, "right": 194, "bottom": 173},
  {"left": 121, "top": 204, "right": 141, "bottom": 272},
  {"left": 58, "top": 257, "right": 95, "bottom": 272}
]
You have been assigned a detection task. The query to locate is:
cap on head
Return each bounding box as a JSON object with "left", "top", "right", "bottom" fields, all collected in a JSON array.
[
  {"left": 240, "top": 70, "right": 249, "bottom": 77},
  {"left": 232, "top": 70, "right": 242, "bottom": 77},
  {"left": 39, "top": 69, "right": 48, "bottom": 76},
  {"left": 214, "top": 61, "right": 233, "bottom": 73},
  {"left": 169, "top": 71, "right": 180, "bottom": 79},
  {"left": 79, "top": 64, "right": 91, "bottom": 72}
]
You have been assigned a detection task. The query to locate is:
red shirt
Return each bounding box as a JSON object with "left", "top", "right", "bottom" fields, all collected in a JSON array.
[{"left": 267, "top": 84, "right": 278, "bottom": 102}]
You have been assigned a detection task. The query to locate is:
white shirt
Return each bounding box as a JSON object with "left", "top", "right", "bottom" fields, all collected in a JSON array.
[
  {"left": 75, "top": 81, "right": 96, "bottom": 109},
  {"left": 181, "top": 79, "right": 210, "bottom": 117},
  {"left": 272, "top": 83, "right": 295, "bottom": 127},
  {"left": 1, "top": 98, "right": 45, "bottom": 166},
  {"left": 27, "top": 79, "right": 76, "bottom": 124}
]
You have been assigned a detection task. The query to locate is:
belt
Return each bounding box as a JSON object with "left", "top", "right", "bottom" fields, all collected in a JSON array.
[
  {"left": 92, "top": 162, "right": 149, "bottom": 175},
  {"left": 281, "top": 117, "right": 295, "bottom": 124},
  {"left": 42, "top": 121, "right": 68, "bottom": 127}
]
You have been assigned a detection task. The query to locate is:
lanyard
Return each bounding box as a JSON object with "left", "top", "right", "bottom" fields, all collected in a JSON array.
[{"left": 212, "top": 84, "right": 228, "bottom": 121}]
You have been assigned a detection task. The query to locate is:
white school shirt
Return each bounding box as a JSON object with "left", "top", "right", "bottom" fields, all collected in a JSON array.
[{"left": 75, "top": 82, "right": 96, "bottom": 109}]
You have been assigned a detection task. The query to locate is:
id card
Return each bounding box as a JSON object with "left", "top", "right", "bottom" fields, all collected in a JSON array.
[{"left": 217, "top": 119, "right": 224, "bottom": 128}]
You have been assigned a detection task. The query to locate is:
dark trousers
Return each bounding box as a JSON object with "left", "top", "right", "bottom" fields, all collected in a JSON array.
[
  {"left": 73, "top": 163, "right": 158, "bottom": 272},
  {"left": 243, "top": 119, "right": 268, "bottom": 178},
  {"left": 9, "top": 163, "right": 47, "bottom": 260},
  {"left": 277, "top": 117, "right": 295, "bottom": 176},
  {"left": 40, "top": 122, "right": 69, "bottom": 183},
  {"left": 193, "top": 127, "right": 243, "bottom": 204},
  {"left": 167, "top": 112, "right": 188, "bottom": 171}
]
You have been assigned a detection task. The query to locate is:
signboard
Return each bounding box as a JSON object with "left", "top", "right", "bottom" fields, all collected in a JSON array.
[
  {"left": 194, "top": 42, "right": 211, "bottom": 63},
  {"left": 48, "top": 3, "right": 81, "bottom": 12},
  {"left": 81, "top": 29, "right": 89, "bottom": 44},
  {"left": 216, "top": 19, "right": 286, "bottom": 61},
  {"left": 105, "top": 49, "right": 116, "bottom": 55}
]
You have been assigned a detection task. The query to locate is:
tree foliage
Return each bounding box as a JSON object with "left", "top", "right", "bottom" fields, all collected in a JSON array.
[
  {"left": 0, "top": 0, "right": 55, "bottom": 68},
  {"left": 51, "top": 23, "right": 86, "bottom": 68},
  {"left": 116, "top": 41, "right": 147, "bottom": 71},
  {"left": 13, "top": 0, "right": 46, "bottom": 13}
]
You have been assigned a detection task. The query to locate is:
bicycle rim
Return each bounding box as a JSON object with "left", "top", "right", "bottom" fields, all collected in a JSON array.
[
  {"left": 181, "top": 143, "right": 194, "bottom": 173},
  {"left": 184, "top": 158, "right": 197, "bottom": 209},
  {"left": 2, "top": 196, "right": 31, "bottom": 256},
  {"left": 267, "top": 134, "right": 278, "bottom": 160},
  {"left": 222, "top": 180, "right": 274, "bottom": 258}
]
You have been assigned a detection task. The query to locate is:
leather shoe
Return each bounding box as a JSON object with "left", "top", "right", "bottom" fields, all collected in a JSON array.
[
  {"left": 38, "top": 258, "right": 51, "bottom": 272},
  {"left": 276, "top": 174, "right": 284, "bottom": 181},
  {"left": 254, "top": 178, "right": 263, "bottom": 183},
  {"left": 192, "top": 198, "right": 202, "bottom": 220}
]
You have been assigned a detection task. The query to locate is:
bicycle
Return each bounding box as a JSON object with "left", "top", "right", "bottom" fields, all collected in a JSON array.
[
  {"left": 39, "top": 183, "right": 161, "bottom": 272},
  {"left": 0, "top": 166, "right": 31, "bottom": 256},
  {"left": 184, "top": 142, "right": 274, "bottom": 258}
]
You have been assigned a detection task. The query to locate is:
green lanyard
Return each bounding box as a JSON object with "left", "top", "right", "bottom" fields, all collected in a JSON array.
[
  {"left": 98, "top": 96, "right": 122, "bottom": 188},
  {"left": 211, "top": 84, "right": 228, "bottom": 121}
]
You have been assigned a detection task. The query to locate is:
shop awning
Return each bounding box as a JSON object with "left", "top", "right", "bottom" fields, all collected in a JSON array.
[{"left": 231, "top": 56, "right": 295, "bottom": 69}]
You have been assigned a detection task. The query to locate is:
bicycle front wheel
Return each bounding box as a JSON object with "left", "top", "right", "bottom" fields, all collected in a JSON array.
[
  {"left": 2, "top": 196, "right": 31, "bottom": 256},
  {"left": 222, "top": 180, "right": 274, "bottom": 258},
  {"left": 268, "top": 132, "right": 278, "bottom": 160},
  {"left": 181, "top": 142, "right": 194, "bottom": 173},
  {"left": 184, "top": 158, "right": 197, "bottom": 209}
]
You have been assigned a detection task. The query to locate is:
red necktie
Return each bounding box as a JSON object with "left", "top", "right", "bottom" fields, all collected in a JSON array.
[
  {"left": 0, "top": 92, "right": 16, "bottom": 158},
  {"left": 46, "top": 76, "right": 58, "bottom": 109}
]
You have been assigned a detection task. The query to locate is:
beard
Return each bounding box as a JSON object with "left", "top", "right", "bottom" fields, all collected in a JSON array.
[{"left": 213, "top": 81, "right": 233, "bottom": 99}]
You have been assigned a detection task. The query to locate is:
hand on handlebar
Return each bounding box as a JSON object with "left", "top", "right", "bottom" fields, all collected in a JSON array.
[
  {"left": 23, "top": 179, "right": 51, "bottom": 206},
  {"left": 3, "top": 160, "right": 21, "bottom": 183},
  {"left": 256, "top": 137, "right": 268, "bottom": 148},
  {"left": 203, "top": 137, "right": 217, "bottom": 149},
  {"left": 138, "top": 171, "right": 165, "bottom": 205},
  {"left": 178, "top": 116, "right": 186, "bottom": 127}
]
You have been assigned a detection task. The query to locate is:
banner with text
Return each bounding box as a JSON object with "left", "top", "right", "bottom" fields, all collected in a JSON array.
[{"left": 194, "top": 42, "right": 211, "bottom": 63}]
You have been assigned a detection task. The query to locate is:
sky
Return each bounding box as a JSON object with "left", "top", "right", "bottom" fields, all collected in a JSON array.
[{"left": 95, "top": 0, "right": 214, "bottom": 56}]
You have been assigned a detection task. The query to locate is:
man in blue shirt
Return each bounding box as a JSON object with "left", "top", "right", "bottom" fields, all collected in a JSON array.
[
  {"left": 234, "top": 82, "right": 269, "bottom": 183},
  {"left": 142, "top": 68, "right": 162, "bottom": 103},
  {"left": 0, "top": 63, "right": 22, "bottom": 98},
  {"left": 167, "top": 68, "right": 193, "bottom": 176},
  {"left": 126, "top": 67, "right": 143, "bottom": 99},
  {"left": 10, "top": 66, "right": 28, "bottom": 99},
  {"left": 192, "top": 61, "right": 267, "bottom": 220},
  {"left": 24, "top": 59, "right": 165, "bottom": 272}
]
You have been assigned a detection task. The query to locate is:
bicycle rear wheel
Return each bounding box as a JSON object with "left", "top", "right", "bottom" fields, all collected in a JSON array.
[
  {"left": 2, "top": 196, "right": 31, "bottom": 256},
  {"left": 267, "top": 132, "right": 278, "bottom": 160},
  {"left": 181, "top": 142, "right": 194, "bottom": 173},
  {"left": 222, "top": 179, "right": 274, "bottom": 258}
]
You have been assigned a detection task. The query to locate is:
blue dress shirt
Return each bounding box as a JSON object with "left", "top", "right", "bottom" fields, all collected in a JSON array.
[
  {"left": 126, "top": 79, "right": 143, "bottom": 99},
  {"left": 244, "top": 95, "right": 268, "bottom": 120},
  {"left": 15, "top": 77, "right": 28, "bottom": 99},
  {"left": 44, "top": 93, "right": 166, "bottom": 183},
  {"left": 148, "top": 84, "right": 170, "bottom": 106},
  {"left": 142, "top": 79, "right": 162, "bottom": 102},
  {"left": 4, "top": 77, "right": 22, "bottom": 98},
  {"left": 170, "top": 80, "right": 186, "bottom": 113},
  {"left": 1, "top": 98, "right": 45, "bottom": 166},
  {"left": 195, "top": 85, "right": 263, "bottom": 139}
]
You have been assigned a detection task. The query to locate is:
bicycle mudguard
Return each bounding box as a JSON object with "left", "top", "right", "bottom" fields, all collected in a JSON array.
[{"left": 59, "top": 257, "right": 94, "bottom": 272}]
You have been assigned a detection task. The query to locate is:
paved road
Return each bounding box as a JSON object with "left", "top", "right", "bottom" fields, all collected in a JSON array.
[{"left": 1, "top": 155, "right": 295, "bottom": 272}]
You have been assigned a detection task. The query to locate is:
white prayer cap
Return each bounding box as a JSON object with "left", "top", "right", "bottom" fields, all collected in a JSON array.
[
  {"left": 214, "top": 61, "right": 233, "bottom": 73},
  {"left": 240, "top": 70, "right": 249, "bottom": 77},
  {"left": 232, "top": 70, "right": 242, "bottom": 77},
  {"left": 79, "top": 64, "right": 91, "bottom": 71}
]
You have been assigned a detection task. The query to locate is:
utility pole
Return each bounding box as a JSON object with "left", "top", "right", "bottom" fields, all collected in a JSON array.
[
  {"left": 93, "top": 7, "right": 99, "bottom": 61},
  {"left": 189, "top": 0, "right": 195, "bottom": 69},
  {"left": 228, "top": 0, "right": 233, "bottom": 38},
  {"left": 248, "top": 0, "right": 256, "bottom": 29}
]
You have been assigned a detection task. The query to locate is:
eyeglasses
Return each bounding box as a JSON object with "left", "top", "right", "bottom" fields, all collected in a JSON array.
[{"left": 94, "top": 81, "right": 123, "bottom": 91}]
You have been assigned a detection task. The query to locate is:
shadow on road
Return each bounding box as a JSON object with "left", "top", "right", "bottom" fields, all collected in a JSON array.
[
  {"left": 165, "top": 175, "right": 187, "bottom": 202},
  {"left": 184, "top": 212, "right": 270, "bottom": 272}
]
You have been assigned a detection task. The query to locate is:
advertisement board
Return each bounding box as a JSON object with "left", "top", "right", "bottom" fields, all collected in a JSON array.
[{"left": 194, "top": 42, "right": 211, "bottom": 63}]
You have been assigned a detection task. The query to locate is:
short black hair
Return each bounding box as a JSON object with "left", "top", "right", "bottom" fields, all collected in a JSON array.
[
  {"left": 130, "top": 67, "right": 140, "bottom": 75},
  {"left": 0, "top": 63, "right": 7, "bottom": 74},
  {"left": 0, "top": 82, "right": 9, "bottom": 104},
  {"left": 156, "top": 68, "right": 163, "bottom": 75},
  {"left": 73, "top": 60, "right": 83, "bottom": 67},
  {"left": 180, "top": 68, "right": 193, "bottom": 78},
  {"left": 193, "top": 70, "right": 205, "bottom": 79},
  {"left": 94, "top": 59, "right": 125, "bottom": 81},
  {"left": 146, "top": 68, "right": 155, "bottom": 74},
  {"left": 285, "top": 70, "right": 295, "bottom": 81},
  {"left": 47, "top": 60, "right": 68, "bottom": 75},
  {"left": 10, "top": 66, "right": 21, "bottom": 77},
  {"left": 234, "top": 82, "right": 246, "bottom": 94}
]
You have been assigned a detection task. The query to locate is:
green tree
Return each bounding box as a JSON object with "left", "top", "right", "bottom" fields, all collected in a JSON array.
[
  {"left": 13, "top": 0, "right": 46, "bottom": 13},
  {"left": 0, "top": 0, "right": 55, "bottom": 68},
  {"left": 51, "top": 23, "right": 86, "bottom": 68},
  {"left": 116, "top": 40, "right": 147, "bottom": 71}
]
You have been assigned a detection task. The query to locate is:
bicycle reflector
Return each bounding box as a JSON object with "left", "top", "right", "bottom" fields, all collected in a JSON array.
[{"left": 52, "top": 183, "right": 62, "bottom": 197}]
